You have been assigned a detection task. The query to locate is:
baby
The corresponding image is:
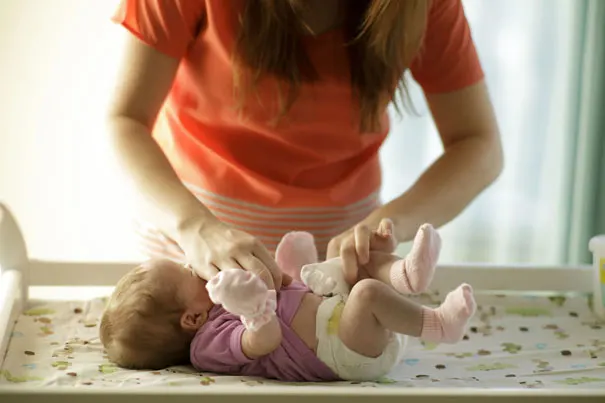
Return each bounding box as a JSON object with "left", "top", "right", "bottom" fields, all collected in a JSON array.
[{"left": 100, "top": 222, "right": 476, "bottom": 382}]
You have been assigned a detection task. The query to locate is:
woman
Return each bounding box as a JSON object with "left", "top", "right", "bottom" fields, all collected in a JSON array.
[{"left": 108, "top": 0, "right": 503, "bottom": 290}]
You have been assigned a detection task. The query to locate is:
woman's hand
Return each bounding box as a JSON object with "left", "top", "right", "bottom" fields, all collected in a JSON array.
[
  {"left": 326, "top": 218, "right": 397, "bottom": 285},
  {"left": 179, "top": 218, "right": 290, "bottom": 290}
]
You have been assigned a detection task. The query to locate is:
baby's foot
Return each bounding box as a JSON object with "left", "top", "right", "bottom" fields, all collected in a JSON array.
[
  {"left": 421, "top": 284, "right": 476, "bottom": 343},
  {"left": 301, "top": 265, "right": 338, "bottom": 296},
  {"left": 300, "top": 258, "right": 350, "bottom": 297},
  {"left": 390, "top": 224, "right": 441, "bottom": 294},
  {"left": 437, "top": 284, "right": 476, "bottom": 343},
  {"left": 275, "top": 231, "right": 318, "bottom": 282}
]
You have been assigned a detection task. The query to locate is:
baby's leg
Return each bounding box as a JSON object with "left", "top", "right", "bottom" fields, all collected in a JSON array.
[
  {"left": 383, "top": 223, "right": 441, "bottom": 294},
  {"left": 363, "top": 224, "right": 440, "bottom": 294},
  {"left": 338, "top": 279, "right": 475, "bottom": 358},
  {"left": 303, "top": 224, "right": 440, "bottom": 297}
]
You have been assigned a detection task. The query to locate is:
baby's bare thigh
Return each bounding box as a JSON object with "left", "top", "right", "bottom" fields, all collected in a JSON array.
[{"left": 338, "top": 279, "right": 390, "bottom": 358}]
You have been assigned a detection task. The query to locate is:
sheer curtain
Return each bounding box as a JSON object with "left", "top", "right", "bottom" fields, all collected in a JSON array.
[
  {"left": 0, "top": 0, "right": 587, "bottom": 264},
  {"left": 382, "top": 0, "right": 584, "bottom": 264}
]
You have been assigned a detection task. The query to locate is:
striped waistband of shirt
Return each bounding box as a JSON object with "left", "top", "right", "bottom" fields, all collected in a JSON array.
[{"left": 184, "top": 183, "right": 381, "bottom": 249}]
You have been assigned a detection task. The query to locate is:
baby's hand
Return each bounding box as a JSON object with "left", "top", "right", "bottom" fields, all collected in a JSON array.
[{"left": 206, "top": 269, "right": 276, "bottom": 328}]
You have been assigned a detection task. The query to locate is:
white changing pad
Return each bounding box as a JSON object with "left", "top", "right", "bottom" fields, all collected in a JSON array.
[{"left": 1, "top": 291, "right": 605, "bottom": 389}]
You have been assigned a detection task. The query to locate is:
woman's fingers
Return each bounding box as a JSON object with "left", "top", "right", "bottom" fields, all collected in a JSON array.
[
  {"left": 235, "top": 254, "right": 276, "bottom": 290},
  {"left": 371, "top": 218, "right": 397, "bottom": 252},
  {"left": 377, "top": 218, "right": 394, "bottom": 237},
  {"left": 326, "top": 238, "right": 341, "bottom": 260},
  {"left": 252, "top": 243, "right": 283, "bottom": 289},
  {"left": 193, "top": 262, "right": 220, "bottom": 282},
  {"left": 340, "top": 237, "right": 359, "bottom": 285},
  {"left": 354, "top": 224, "right": 371, "bottom": 265}
]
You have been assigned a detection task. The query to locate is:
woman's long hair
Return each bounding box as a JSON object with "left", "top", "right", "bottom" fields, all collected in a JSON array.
[{"left": 233, "top": 0, "right": 429, "bottom": 132}]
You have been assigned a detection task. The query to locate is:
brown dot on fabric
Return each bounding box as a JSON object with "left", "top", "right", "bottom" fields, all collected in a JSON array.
[
  {"left": 24, "top": 351, "right": 35, "bottom": 356},
  {"left": 519, "top": 327, "right": 529, "bottom": 332},
  {"left": 435, "top": 365, "right": 446, "bottom": 370},
  {"left": 67, "top": 372, "right": 77, "bottom": 377},
  {"left": 569, "top": 312, "right": 578, "bottom": 317},
  {"left": 478, "top": 349, "right": 491, "bottom": 356},
  {"left": 82, "top": 382, "right": 93, "bottom": 386},
  {"left": 463, "top": 335, "right": 470, "bottom": 341},
  {"left": 561, "top": 350, "right": 572, "bottom": 356},
  {"left": 470, "top": 327, "right": 478, "bottom": 333},
  {"left": 74, "top": 308, "right": 83, "bottom": 314},
  {"left": 505, "top": 374, "right": 516, "bottom": 378},
  {"left": 416, "top": 375, "right": 429, "bottom": 379}
]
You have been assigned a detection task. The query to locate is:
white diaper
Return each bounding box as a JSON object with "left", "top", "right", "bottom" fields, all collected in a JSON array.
[{"left": 315, "top": 295, "right": 407, "bottom": 381}]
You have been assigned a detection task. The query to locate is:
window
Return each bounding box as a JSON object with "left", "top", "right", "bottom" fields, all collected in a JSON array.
[{"left": 382, "top": 0, "right": 587, "bottom": 264}]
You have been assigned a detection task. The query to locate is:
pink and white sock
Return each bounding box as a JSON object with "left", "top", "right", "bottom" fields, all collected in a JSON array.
[
  {"left": 420, "top": 283, "right": 476, "bottom": 344},
  {"left": 275, "top": 231, "right": 318, "bottom": 282},
  {"left": 390, "top": 223, "right": 441, "bottom": 294}
]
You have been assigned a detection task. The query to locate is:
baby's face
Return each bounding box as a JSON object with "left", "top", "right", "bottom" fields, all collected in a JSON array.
[
  {"left": 155, "top": 260, "right": 212, "bottom": 307},
  {"left": 142, "top": 259, "right": 214, "bottom": 332}
]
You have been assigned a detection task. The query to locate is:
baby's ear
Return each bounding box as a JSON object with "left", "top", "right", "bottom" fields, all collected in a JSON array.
[
  {"left": 275, "top": 232, "right": 318, "bottom": 282},
  {"left": 180, "top": 310, "right": 207, "bottom": 331}
]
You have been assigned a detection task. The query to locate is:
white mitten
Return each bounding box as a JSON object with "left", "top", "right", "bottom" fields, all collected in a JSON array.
[
  {"left": 206, "top": 269, "right": 277, "bottom": 331},
  {"left": 300, "top": 257, "right": 351, "bottom": 297}
]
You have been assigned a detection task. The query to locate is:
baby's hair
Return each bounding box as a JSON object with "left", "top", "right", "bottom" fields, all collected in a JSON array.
[{"left": 100, "top": 261, "right": 193, "bottom": 370}]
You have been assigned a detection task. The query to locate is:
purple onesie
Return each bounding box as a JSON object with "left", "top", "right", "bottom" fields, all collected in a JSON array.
[{"left": 190, "top": 282, "right": 339, "bottom": 382}]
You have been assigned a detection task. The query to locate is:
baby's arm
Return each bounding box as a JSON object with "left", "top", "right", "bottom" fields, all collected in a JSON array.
[
  {"left": 206, "top": 269, "right": 282, "bottom": 358},
  {"left": 241, "top": 317, "right": 282, "bottom": 359}
]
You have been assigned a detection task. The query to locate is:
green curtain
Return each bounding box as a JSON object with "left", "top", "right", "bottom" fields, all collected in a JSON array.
[{"left": 566, "top": 0, "right": 605, "bottom": 264}]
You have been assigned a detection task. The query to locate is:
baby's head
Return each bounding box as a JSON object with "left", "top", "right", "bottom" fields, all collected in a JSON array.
[{"left": 100, "top": 259, "right": 213, "bottom": 369}]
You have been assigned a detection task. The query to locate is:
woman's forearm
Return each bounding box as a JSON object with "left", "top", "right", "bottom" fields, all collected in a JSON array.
[
  {"left": 107, "top": 116, "right": 216, "bottom": 242},
  {"left": 371, "top": 134, "right": 503, "bottom": 242}
]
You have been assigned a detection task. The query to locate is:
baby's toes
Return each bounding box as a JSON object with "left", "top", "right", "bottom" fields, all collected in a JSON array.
[{"left": 458, "top": 284, "right": 476, "bottom": 317}]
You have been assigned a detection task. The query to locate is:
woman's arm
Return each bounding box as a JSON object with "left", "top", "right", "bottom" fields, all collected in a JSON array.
[
  {"left": 107, "top": 35, "right": 214, "bottom": 242},
  {"left": 367, "top": 80, "right": 504, "bottom": 242},
  {"left": 107, "top": 35, "right": 285, "bottom": 287},
  {"left": 328, "top": 81, "right": 502, "bottom": 283}
]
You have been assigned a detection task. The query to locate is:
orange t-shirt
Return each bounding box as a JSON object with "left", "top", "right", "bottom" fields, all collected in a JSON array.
[{"left": 112, "top": 0, "right": 484, "bottom": 257}]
